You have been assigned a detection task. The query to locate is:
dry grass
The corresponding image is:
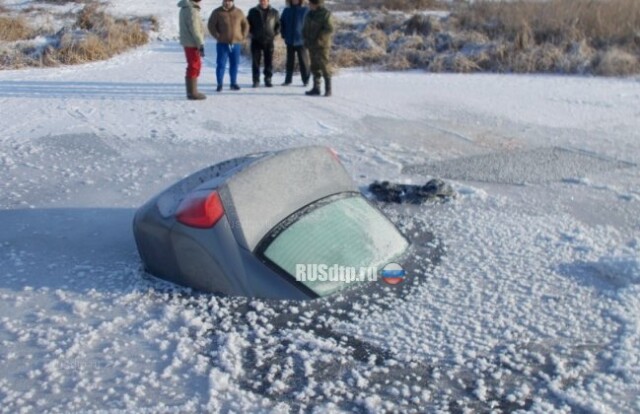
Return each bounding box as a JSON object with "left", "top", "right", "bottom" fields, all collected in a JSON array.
[
  {"left": 384, "top": 52, "right": 412, "bottom": 70},
  {"left": 0, "top": 16, "right": 35, "bottom": 42},
  {"left": 594, "top": 48, "right": 640, "bottom": 76},
  {"left": 431, "top": 53, "right": 481, "bottom": 72},
  {"left": 47, "top": 5, "right": 148, "bottom": 65},
  {"left": 456, "top": 0, "right": 640, "bottom": 50},
  {"left": 331, "top": 0, "right": 640, "bottom": 75},
  {"left": 452, "top": 0, "right": 640, "bottom": 75},
  {"left": 333, "top": 48, "right": 385, "bottom": 67},
  {"left": 54, "top": 32, "right": 111, "bottom": 64},
  {"left": 1, "top": 1, "right": 152, "bottom": 69}
]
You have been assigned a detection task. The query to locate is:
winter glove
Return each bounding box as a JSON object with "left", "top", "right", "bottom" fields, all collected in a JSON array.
[{"left": 199, "top": 46, "right": 205, "bottom": 57}]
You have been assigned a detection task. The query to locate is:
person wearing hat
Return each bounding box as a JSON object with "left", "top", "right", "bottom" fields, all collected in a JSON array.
[
  {"left": 208, "top": 0, "right": 249, "bottom": 91},
  {"left": 247, "top": 0, "right": 280, "bottom": 87},
  {"left": 280, "top": 0, "right": 309, "bottom": 86},
  {"left": 178, "top": 0, "right": 206, "bottom": 100},
  {"left": 302, "top": 0, "right": 333, "bottom": 97}
]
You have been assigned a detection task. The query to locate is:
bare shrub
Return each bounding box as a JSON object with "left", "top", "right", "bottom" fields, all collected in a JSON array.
[
  {"left": 594, "top": 48, "right": 640, "bottom": 76},
  {"left": 0, "top": 16, "right": 35, "bottom": 42}
]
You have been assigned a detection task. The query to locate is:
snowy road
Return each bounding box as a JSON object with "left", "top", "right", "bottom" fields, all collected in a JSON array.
[{"left": 1, "top": 28, "right": 640, "bottom": 413}]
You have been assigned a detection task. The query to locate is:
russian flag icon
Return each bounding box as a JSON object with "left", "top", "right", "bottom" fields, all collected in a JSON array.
[{"left": 380, "top": 262, "right": 406, "bottom": 285}]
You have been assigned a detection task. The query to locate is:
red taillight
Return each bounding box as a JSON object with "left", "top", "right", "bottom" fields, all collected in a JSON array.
[{"left": 176, "top": 190, "right": 224, "bottom": 228}]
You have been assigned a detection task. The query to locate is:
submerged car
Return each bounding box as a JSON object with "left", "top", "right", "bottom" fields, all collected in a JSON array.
[{"left": 133, "top": 146, "right": 409, "bottom": 300}]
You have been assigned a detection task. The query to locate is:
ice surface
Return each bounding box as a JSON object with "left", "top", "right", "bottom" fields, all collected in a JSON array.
[
  {"left": 404, "top": 146, "right": 636, "bottom": 185},
  {"left": 0, "top": 0, "right": 639, "bottom": 411}
]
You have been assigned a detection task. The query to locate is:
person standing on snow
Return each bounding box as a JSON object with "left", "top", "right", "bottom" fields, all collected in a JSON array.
[
  {"left": 302, "top": 0, "right": 333, "bottom": 97},
  {"left": 208, "top": 0, "right": 249, "bottom": 91},
  {"left": 247, "top": 0, "right": 280, "bottom": 88},
  {"left": 280, "top": 0, "right": 309, "bottom": 86},
  {"left": 178, "top": 0, "right": 206, "bottom": 100}
]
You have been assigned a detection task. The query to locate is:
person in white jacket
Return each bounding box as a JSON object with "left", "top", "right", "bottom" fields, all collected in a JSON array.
[{"left": 178, "top": 0, "right": 206, "bottom": 100}]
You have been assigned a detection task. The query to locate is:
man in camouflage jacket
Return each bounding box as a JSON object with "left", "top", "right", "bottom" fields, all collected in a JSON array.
[{"left": 302, "top": 0, "right": 333, "bottom": 97}]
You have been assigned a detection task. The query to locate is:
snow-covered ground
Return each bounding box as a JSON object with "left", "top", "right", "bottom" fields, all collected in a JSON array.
[{"left": 1, "top": 0, "right": 639, "bottom": 412}]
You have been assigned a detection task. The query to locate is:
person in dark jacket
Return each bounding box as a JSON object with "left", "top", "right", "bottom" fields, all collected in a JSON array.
[
  {"left": 279, "top": 0, "right": 309, "bottom": 86},
  {"left": 302, "top": 0, "right": 333, "bottom": 97},
  {"left": 247, "top": 0, "right": 280, "bottom": 87},
  {"left": 178, "top": 0, "right": 206, "bottom": 100}
]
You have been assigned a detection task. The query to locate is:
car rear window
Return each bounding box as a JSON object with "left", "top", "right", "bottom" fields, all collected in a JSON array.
[{"left": 261, "top": 194, "right": 409, "bottom": 297}]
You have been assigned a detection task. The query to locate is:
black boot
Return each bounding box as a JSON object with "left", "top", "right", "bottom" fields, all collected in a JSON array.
[
  {"left": 324, "top": 77, "right": 331, "bottom": 97},
  {"left": 186, "top": 77, "right": 206, "bottom": 100},
  {"left": 305, "top": 78, "right": 321, "bottom": 96}
]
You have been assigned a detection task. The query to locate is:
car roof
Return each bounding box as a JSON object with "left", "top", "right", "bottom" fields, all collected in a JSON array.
[{"left": 218, "top": 146, "right": 357, "bottom": 251}]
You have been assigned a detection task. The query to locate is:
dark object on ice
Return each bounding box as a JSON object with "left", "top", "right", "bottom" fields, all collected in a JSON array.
[{"left": 369, "top": 179, "right": 455, "bottom": 204}]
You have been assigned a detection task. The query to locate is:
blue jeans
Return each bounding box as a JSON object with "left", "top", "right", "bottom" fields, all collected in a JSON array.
[{"left": 216, "top": 43, "right": 241, "bottom": 86}]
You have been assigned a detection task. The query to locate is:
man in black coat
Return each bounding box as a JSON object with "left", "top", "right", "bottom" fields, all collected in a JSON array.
[{"left": 247, "top": 0, "right": 280, "bottom": 87}]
